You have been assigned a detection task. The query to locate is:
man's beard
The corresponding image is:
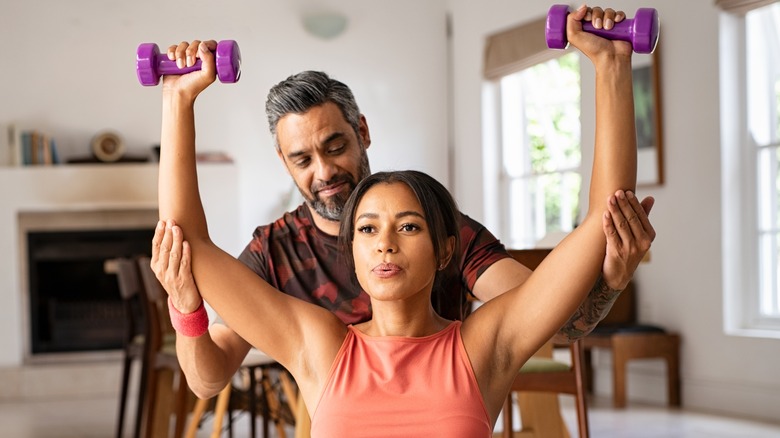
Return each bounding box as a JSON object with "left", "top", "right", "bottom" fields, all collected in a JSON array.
[{"left": 300, "top": 149, "right": 371, "bottom": 222}]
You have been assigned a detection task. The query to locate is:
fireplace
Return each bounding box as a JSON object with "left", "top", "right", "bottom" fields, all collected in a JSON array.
[
  {"left": 17, "top": 208, "right": 160, "bottom": 363},
  {"left": 0, "top": 164, "right": 238, "bottom": 375},
  {"left": 27, "top": 228, "right": 154, "bottom": 355}
]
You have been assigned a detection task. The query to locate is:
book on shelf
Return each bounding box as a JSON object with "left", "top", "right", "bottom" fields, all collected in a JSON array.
[{"left": 6, "top": 126, "right": 61, "bottom": 166}]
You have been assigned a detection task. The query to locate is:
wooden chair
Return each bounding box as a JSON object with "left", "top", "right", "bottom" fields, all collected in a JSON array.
[
  {"left": 105, "top": 258, "right": 147, "bottom": 438},
  {"left": 185, "top": 350, "right": 297, "bottom": 438},
  {"left": 581, "top": 282, "right": 681, "bottom": 408},
  {"left": 136, "top": 256, "right": 191, "bottom": 438},
  {"left": 499, "top": 249, "right": 589, "bottom": 438}
]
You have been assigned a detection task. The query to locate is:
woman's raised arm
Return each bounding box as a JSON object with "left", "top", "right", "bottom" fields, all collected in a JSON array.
[
  {"left": 463, "top": 5, "right": 639, "bottom": 419},
  {"left": 156, "top": 40, "right": 345, "bottom": 379}
]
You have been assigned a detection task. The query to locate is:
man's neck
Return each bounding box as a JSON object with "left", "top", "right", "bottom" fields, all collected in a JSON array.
[{"left": 306, "top": 204, "right": 342, "bottom": 236}]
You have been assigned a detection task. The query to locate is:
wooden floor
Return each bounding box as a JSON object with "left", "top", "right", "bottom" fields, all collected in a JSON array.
[{"left": 2, "top": 394, "right": 780, "bottom": 438}]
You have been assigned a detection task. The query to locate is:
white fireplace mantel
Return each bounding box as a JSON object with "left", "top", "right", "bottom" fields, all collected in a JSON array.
[{"left": 0, "top": 163, "right": 240, "bottom": 368}]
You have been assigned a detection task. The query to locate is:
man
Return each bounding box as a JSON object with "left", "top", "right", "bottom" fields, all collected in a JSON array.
[{"left": 154, "top": 9, "right": 654, "bottom": 430}]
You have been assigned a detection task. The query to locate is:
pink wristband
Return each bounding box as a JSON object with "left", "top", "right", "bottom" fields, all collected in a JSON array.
[{"left": 168, "top": 298, "right": 209, "bottom": 337}]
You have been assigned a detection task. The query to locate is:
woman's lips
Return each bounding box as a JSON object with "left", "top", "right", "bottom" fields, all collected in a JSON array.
[{"left": 372, "top": 263, "right": 401, "bottom": 278}]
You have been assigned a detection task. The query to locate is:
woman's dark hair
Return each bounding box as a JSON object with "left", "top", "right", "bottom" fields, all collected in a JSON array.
[{"left": 338, "top": 170, "right": 461, "bottom": 292}]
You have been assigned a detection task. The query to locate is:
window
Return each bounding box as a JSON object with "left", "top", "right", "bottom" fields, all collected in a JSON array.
[
  {"left": 721, "top": 2, "right": 780, "bottom": 336},
  {"left": 492, "top": 54, "right": 582, "bottom": 249},
  {"left": 753, "top": 4, "right": 780, "bottom": 319}
]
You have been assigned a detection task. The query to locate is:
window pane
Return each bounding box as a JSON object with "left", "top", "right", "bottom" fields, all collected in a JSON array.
[
  {"left": 757, "top": 147, "right": 780, "bottom": 230},
  {"left": 759, "top": 232, "right": 780, "bottom": 317},
  {"left": 747, "top": 3, "right": 780, "bottom": 146},
  {"left": 776, "top": 78, "right": 780, "bottom": 140},
  {"left": 507, "top": 172, "right": 581, "bottom": 248},
  {"left": 751, "top": 3, "right": 780, "bottom": 321},
  {"left": 500, "top": 53, "right": 581, "bottom": 178},
  {"left": 498, "top": 53, "right": 581, "bottom": 249}
]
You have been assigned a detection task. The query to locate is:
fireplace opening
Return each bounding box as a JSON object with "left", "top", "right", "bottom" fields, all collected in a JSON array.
[{"left": 28, "top": 228, "right": 154, "bottom": 355}]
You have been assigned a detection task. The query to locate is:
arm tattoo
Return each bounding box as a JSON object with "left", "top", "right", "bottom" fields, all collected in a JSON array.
[{"left": 556, "top": 275, "right": 622, "bottom": 342}]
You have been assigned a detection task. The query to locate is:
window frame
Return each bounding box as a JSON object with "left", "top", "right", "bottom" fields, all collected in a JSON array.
[
  {"left": 720, "top": 3, "right": 780, "bottom": 338},
  {"left": 482, "top": 52, "right": 583, "bottom": 249}
]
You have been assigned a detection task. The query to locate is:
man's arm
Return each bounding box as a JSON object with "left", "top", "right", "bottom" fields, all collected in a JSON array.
[{"left": 555, "top": 194, "right": 655, "bottom": 342}]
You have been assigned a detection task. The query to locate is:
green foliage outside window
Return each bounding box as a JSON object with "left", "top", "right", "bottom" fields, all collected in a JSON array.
[{"left": 527, "top": 53, "right": 581, "bottom": 233}]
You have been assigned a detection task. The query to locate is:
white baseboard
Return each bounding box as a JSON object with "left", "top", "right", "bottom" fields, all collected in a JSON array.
[
  {"left": 590, "top": 351, "right": 780, "bottom": 423},
  {"left": 682, "top": 377, "right": 780, "bottom": 423}
]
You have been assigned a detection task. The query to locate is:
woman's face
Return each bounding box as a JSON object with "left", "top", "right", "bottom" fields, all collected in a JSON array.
[{"left": 351, "top": 182, "right": 439, "bottom": 303}]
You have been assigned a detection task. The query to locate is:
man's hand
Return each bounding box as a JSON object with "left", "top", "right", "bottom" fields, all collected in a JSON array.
[
  {"left": 150, "top": 220, "right": 203, "bottom": 313},
  {"left": 602, "top": 190, "right": 655, "bottom": 291}
]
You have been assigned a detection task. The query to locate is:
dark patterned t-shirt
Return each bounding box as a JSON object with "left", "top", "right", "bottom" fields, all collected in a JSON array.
[{"left": 237, "top": 204, "right": 510, "bottom": 323}]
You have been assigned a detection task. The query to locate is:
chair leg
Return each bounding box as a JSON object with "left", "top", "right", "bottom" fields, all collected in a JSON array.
[
  {"left": 186, "top": 397, "right": 210, "bottom": 438},
  {"left": 261, "top": 369, "right": 287, "bottom": 438},
  {"left": 142, "top": 365, "right": 158, "bottom": 438},
  {"left": 582, "top": 348, "right": 594, "bottom": 393},
  {"left": 173, "top": 372, "right": 190, "bottom": 438},
  {"left": 501, "top": 393, "right": 513, "bottom": 438},
  {"left": 247, "top": 366, "right": 257, "bottom": 438},
  {"left": 666, "top": 335, "right": 681, "bottom": 407},
  {"left": 279, "top": 371, "right": 298, "bottom": 420},
  {"left": 116, "top": 356, "right": 132, "bottom": 438},
  {"left": 611, "top": 347, "right": 628, "bottom": 408},
  {"left": 517, "top": 392, "right": 570, "bottom": 438},
  {"left": 134, "top": 356, "right": 149, "bottom": 438},
  {"left": 570, "top": 341, "right": 590, "bottom": 438},
  {"left": 147, "top": 367, "right": 177, "bottom": 438},
  {"left": 293, "top": 395, "right": 311, "bottom": 438},
  {"left": 210, "top": 383, "right": 233, "bottom": 438}
]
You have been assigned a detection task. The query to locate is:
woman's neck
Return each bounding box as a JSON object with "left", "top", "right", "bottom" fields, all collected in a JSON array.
[{"left": 356, "top": 301, "right": 450, "bottom": 337}]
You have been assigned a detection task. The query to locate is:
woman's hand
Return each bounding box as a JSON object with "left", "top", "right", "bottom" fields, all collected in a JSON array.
[
  {"left": 566, "top": 5, "right": 633, "bottom": 63},
  {"left": 161, "top": 39, "right": 218, "bottom": 100}
]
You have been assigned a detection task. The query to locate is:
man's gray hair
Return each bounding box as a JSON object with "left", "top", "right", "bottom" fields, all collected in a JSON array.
[{"left": 265, "top": 71, "right": 362, "bottom": 151}]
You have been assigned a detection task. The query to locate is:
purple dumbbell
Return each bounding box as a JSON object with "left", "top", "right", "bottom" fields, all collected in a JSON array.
[
  {"left": 136, "top": 40, "right": 242, "bottom": 86},
  {"left": 546, "top": 5, "right": 659, "bottom": 54}
]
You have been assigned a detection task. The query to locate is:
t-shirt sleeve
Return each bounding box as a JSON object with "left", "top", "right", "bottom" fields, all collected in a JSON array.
[
  {"left": 458, "top": 213, "right": 512, "bottom": 291},
  {"left": 237, "top": 227, "right": 271, "bottom": 282}
]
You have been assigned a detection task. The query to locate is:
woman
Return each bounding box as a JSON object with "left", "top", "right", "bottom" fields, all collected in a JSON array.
[{"left": 155, "top": 4, "right": 638, "bottom": 435}]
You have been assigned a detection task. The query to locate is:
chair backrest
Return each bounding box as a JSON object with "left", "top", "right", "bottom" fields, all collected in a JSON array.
[{"left": 105, "top": 258, "right": 146, "bottom": 346}]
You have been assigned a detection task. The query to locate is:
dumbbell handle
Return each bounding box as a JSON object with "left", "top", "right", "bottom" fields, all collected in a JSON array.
[
  {"left": 155, "top": 57, "right": 206, "bottom": 76},
  {"left": 582, "top": 21, "right": 635, "bottom": 43}
]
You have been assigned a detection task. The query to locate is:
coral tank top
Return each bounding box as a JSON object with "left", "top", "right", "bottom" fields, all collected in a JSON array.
[{"left": 310, "top": 321, "right": 491, "bottom": 437}]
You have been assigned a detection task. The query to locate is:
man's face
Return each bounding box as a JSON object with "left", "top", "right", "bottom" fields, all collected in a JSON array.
[{"left": 276, "top": 102, "right": 371, "bottom": 222}]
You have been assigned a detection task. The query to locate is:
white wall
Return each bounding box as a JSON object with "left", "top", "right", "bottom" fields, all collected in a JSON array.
[
  {"left": 0, "top": 0, "right": 449, "bottom": 390},
  {"left": 0, "top": 0, "right": 449, "bottom": 240},
  {"left": 449, "top": 0, "right": 780, "bottom": 423},
  {"left": 2, "top": 0, "right": 780, "bottom": 424}
]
